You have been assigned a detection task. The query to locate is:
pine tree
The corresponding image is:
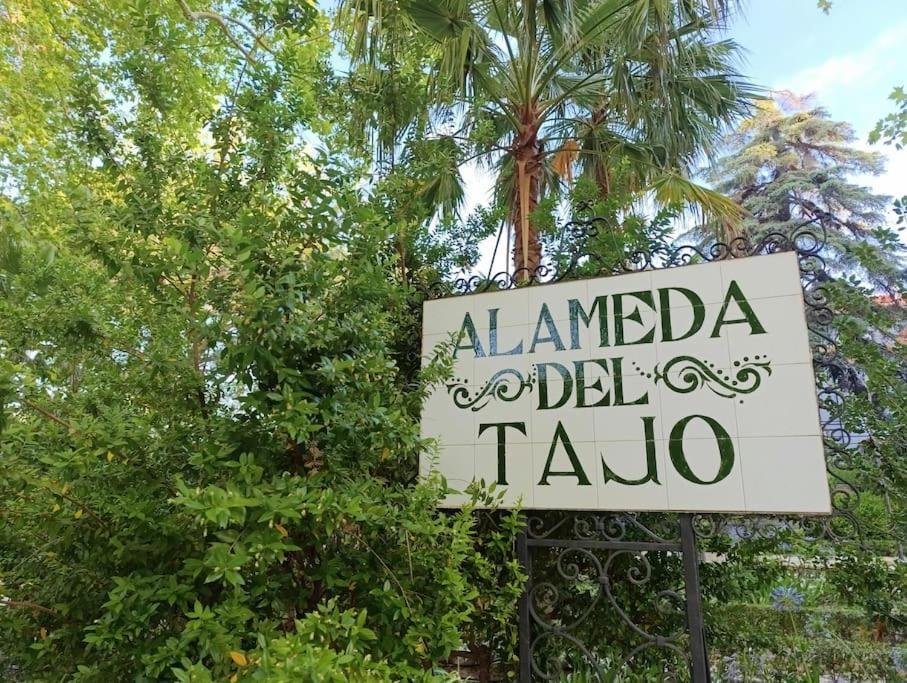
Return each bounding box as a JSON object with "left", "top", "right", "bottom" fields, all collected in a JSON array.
[
  {"left": 705, "top": 98, "right": 902, "bottom": 290},
  {"left": 704, "top": 96, "right": 906, "bottom": 556}
]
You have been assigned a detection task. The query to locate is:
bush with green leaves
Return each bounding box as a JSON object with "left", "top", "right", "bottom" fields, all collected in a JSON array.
[
  {"left": 0, "top": 150, "right": 526, "bottom": 679},
  {"left": 0, "top": 2, "right": 523, "bottom": 679}
]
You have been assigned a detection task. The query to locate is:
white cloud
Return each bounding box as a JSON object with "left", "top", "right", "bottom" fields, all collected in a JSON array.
[{"left": 780, "top": 22, "right": 907, "bottom": 101}]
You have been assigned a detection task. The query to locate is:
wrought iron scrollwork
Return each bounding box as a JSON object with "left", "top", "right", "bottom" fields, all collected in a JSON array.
[{"left": 525, "top": 539, "right": 689, "bottom": 682}]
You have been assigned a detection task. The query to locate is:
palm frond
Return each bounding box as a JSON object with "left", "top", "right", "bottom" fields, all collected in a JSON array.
[{"left": 648, "top": 170, "right": 745, "bottom": 224}]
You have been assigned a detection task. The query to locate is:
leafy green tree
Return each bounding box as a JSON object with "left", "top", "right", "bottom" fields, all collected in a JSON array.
[
  {"left": 871, "top": 86, "right": 907, "bottom": 151},
  {"left": 705, "top": 99, "right": 902, "bottom": 283},
  {"left": 870, "top": 85, "right": 907, "bottom": 228},
  {"left": 0, "top": 1, "right": 522, "bottom": 679}
]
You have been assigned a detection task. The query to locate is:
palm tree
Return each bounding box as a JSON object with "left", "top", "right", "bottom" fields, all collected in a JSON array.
[
  {"left": 338, "top": 0, "right": 755, "bottom": 279},
  {"left": 574, "top": 9, "right": 756, "bottom": 203}
]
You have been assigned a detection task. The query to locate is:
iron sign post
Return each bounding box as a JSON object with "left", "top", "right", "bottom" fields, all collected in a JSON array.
[
  {"left": 517, "top": 526, "right": 531, "bottom": 683},
  {"left": 680, "top": 514, "right": 710, "bottom": 683}
]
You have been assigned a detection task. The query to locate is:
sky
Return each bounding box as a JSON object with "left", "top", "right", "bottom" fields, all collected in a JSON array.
[
  {"left": 730, "top": 0, "right": 907, "bottom": 198},
  {"left": 466, "top": 0, "right": 907, "bottom": 275}
]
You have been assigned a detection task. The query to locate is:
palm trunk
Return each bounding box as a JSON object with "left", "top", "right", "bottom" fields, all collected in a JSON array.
[
  {"left": 590, "top": 107, "right": 611, "bottom": 200},
  {"left": 510, "top": 108, "right": 543, "bottom": 281}
]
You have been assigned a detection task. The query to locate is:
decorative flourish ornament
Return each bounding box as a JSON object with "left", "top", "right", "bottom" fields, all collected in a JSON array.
[
  {"left": 651, "top": 355, "right": 772, "bottom": 400},
  {"left": 446, "top": 367, "right": 536, "bottom": 411}
]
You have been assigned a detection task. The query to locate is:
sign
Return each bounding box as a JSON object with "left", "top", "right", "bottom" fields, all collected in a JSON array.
[{"left": 420, "top": 252, "right": 830, "bottom": 514}]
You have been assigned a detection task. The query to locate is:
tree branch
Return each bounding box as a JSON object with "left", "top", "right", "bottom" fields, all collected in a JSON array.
[
  {"left": 0, "top": 598, "right": 61, "bottom": 618},
  {"left": 175, "top": 0, "right": 272, "bottom": 62},
  {"left": 22, "top": 399, "right": 76, "bottom": 434}
]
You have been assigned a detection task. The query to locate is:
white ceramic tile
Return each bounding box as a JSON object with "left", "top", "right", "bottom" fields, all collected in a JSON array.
[
  {"left": 434, "top": 443, "right": 475, "bottom": 501},
  {"left": 473, "top": 380, "right": 535, "bottom": 439},
  {"left": 656, "top": 372, "right": 739, "bottom": 441},
  {"left": 531, "top": 439, "right": 599, "bottom": 509},
  {"left": 471, "top": 287, "right": 531, "bottom": 329},
  {"left": 719, "top": 252, "right": 802, "bottom": 301},
  {"left": 651, "top": 261, "right": 727, "bottom": 305},
  {"left": 473, "top": 360, "right": 533, "bottom": 395},
  {"left": 586, "top": 270, "right": 653, "bottom": 304},
  {"left": 533, "top": 404, "right": 597, "bottom": 444},
  {"left": 475, "top": 441, "right": 534, "bottom": 507},
  {"left": 562, "top": 356, "right": 649, "bottom": 409},
  {"left": 602, "top": 344, "right": 659, "bottom": 383},
  {"left": 655, "top": 299, "right": 712, "bottom": 344},
  {"left": 473, "top": 325, "right": 533, "bottom": 385},
  {"left": 663, "top": 436, "right": 747, "bottom": 512},
  {"left": 566, "top": 292, "right": 616, "bottom": 353},
  {"left": 523, "top": 320, "right": 572, "bottom": 362},
  {"left": 530, "top": 377, "right": 577, "bottom": 414},
  {"left": 421, "top": 384, "right": 476, "bottom": 446},
  {"left": 664, "top": 411, "right": 738, "bottom": 441},
  {"left": 651, "top": 356, "right": 738, "bottom": 440},
  {"left": 610, "top": 366, "right": 656, "bottom": 410},
  {"left": 590, "top": 403, "right": 661, "bottom": 443},
  {"left": 609, "top": 290, "right": 659, "bottom": 349},
  {"left": 540, "top": 321, "right": 593, "bottom": 359},
  {"left": 597, "top": 439, "right": 669, "bottom": 510},
  {"left": 737, "top": 436, "right": 830, "bottom": 514},
  {"left": 528, "top": 279, "right": 589, "bottom": 322},
  {"left": 656, "top": 302, "right": 731, "bottom": 369},
  {"left": 723, "top": 295, "right": 812, "bottom": 366},
  {"left": 475, "top": 321, "right": 531, "bottom": 361},
  {"left": 529, "top": 363, "right": 574, "bottom": 410},
  {"left": 423, "top": 296, "right": 475, "bottom": 335},
  {"left": 734, "top": 363, "right": 822, "bottom": 438},
  {"left": 569, "top": 359, "right": 614, "bottom": 408},
  {"left": 564, "top": 318, "right": 595, "bottom": 355},
  {"left": 526, "top": 331, "right": 590, "bottom": 392}
]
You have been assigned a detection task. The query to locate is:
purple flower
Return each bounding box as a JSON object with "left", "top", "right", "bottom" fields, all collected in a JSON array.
[
  {"left": 892, "top": 646, "right": 907, "bottom": 673},
  {"left": 770, "top": 586, "right": 804, "bottom": 612}
]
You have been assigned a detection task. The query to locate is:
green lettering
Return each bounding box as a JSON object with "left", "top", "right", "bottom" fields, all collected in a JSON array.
[
  {"left": 538, "top": 422, "right": 591, "bottom": 486},
  {"left": 529, "top": 303, "right": 566, "bottom": 352},
  {"left": 487, "top": 308, "right": 523, "bottom": 356},
  {"left": 536, "top": 363, "right": 573, "bottom": 410},
  {"left": 613, "top": 291, "right": 656, "bottom": 346},
  {"left": 612, "top": 357, "right": 648, "bottom": 406},
  {"left": 658, "top": 287, "right": 705, "bottom": 342},
  {"left": 602, "top": 416, "right": 661, "bottom": 485},
  {"left": 453, "top": 312, "right": 485, "bottom": 358},
  {"left": 669, "top": 415, "right": 735, "bottom": 485},
  {"left": 573, "top": 359, "right": 610, "bottom": 408},
  {"left": 478, "top": 422, "right": 527, "bottom": 485},
  {"left": 569, "top": 296, "right": 609, "bottom": 349},
  {"left": 710, "top": 280, "right": 767, "bottom": 338}
]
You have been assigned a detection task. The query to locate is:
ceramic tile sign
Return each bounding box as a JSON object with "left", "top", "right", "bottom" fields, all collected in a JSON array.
[{"left": 419, "top": 251, "right": 831, "bottom": 514}]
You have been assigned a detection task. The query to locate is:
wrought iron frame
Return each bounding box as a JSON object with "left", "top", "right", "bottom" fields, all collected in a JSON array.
[
  {"left": 515, "top": 511, "right": 709, "bottom": 682},
  {"left": 422, "top": 216, "right": 861, "bottom": 682}
]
